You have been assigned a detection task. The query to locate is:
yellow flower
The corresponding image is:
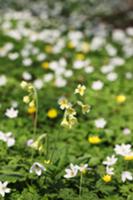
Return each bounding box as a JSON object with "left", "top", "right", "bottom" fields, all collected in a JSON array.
[
  {"left": 75, "top": 53, "right": 85, "bottom": 60},
  {"left": 88, "top": 136, "right": 101, "bottom": 144},
  {"left": 81, "top": 42, "right": 89, "bottom": 53},
  {"left": 28, "top": 106, "right": 36, "bottom": 114},
  {"left": 67, "top": 41, "right": 75, "bottom": 49},
  {"left": 75, "top": 84, "right": 86, "bottom": 96},
  {"left": 116, "top": 95, "right": 126, "bottom": 103},
  {"left": 45, "top": 45, "right": 53, "bottom": 53},
  {"left": 41, "top": 62, "right": 49, "bottom": 69},
  {"left": 124, "top": 155, "right": 133, "bottom": 161},
  {"left": 102, "top": 175, "right": 112, "bottom": 183},
  {"left": 47, "top": 108, "right": 58, "bottom": 119}
]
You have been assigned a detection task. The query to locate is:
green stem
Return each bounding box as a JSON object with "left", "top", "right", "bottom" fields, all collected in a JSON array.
[
  {"left": 31, "top": 87, "right": 38, "bottom": 159},
  {"left": 79, "top": 172, "right": 83, "bottom": 196},
  {"left": 33, "top": 87, "right": 38, "bottom": 138}
]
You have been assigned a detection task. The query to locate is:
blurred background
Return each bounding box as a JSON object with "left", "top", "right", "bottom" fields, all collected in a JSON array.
[{"left": 0, "top": 0, "right": 133, "bottom": 29}]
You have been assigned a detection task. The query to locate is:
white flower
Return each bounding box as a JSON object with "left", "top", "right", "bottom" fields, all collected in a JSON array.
[
  {"left": 54, "top": 77, "right": 67, "bottom": 88},
  {"left": 112, "top": 29, "right": 126, "bottom": 43},
  {"left": 126, "top": 27, "right": 133, "bottom": 36},
  {"left": 64, "top": 163, "right": 79, "bottom": 179},
  {"left": 43, "top": 73, "right": 53, "bottom": 83},
  {"left": 37, "top": 53, "right": 46, "bottom": 61},
  {"left": 73, "top": 60, "right": 85, "bottom": 69},
  {"left": 22, "top": 71, "right": 32, "bottom": 81},
  {"left": 103, "top": 155, "right": 117, "bottom": 166},
  {"left": 91, "top": 80, "right": 104, "bottom": 90},
  {"left": 114, "top": 144, "right": 132, "bottom": 156},
  {"left": 64, "top": 70, "right": 73, "bottom": 78},
  {"left": 5, "top": 107, "right": 18, "bottom": 118},
  {"left": 125, "top": 72, "right": 132, "bottom": 80},
  {"left": 27, "top": 139, "right": 34, "bottom": 147},
  {"left": 121, "top": 171, "right": 133, "bottom": 182},
  {"left": 95, "top": 118, "right": 107, "bottom": 128},
  {"left": 23, "top": 58, "right": 32, "bottom": 66},
  {"left": 0, "top": 131, "right": 15, "bottom": 147},
  {"left": 30, "top": 162, "right": 46, "bottom": 176},
  {"left": 4, "top": 132, "right": 15, "bottom": 147},
  {"left": 0, "top": 181, "right": 11, "bottom": 197},
  {"left": 101, "top": 65, "right": 114, "bottom": 74},
  {"left": 110, "top": 57, "right": 125, "bottom": 67},
  {"left": 34, "top": 79, "right": 43, "bottom": 90},
  {"left": 90, "top": 36, "right": 105, "bottom": 51},
  {"left": 0, "top": 75, "right": 7, "bottom": 86},
  {"left": 107, "top": 72, "right": 118, "bottom": 81},
  {"left": 106, "top": 166, "right": 114, "bottom": 175},
  {"left": 105, "top": 44, "right": 117, "bottom": 57},
  {"left": 123, "top": 128, "right": 131, "bottom": 135},
  {"left": 11, "top": 101, "right": 18, "bottom": 108},
  {"left": 84, "top": 66, "right": 94, "bottom": 74},
  {"left": 8, "top": 52, "right": 19, "bottom": 60},
  {"left": 78, "top": 164, "right": 89, "bottom": 173}
]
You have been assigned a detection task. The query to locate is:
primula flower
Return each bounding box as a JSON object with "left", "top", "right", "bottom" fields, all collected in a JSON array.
[
  {"left": 121, "top": 171, "right": 133, "bottom": 182},
  {"left": 77, "top": 101, "right": 90, "bottom": 114},
  {"left": 64, "top": 164, "right": 79, "bottom": 179},
  {"left": 58, "top": 97, "right": 69, "bottom": 110},
  {"left": 47, "top": 108, "right": 58, "bottom": 119},
  {"left": 5, "top": 107, "right": 18, "bottom": 118},
  {"left": 23, "top": 95, "right": 30, "bottom": 104},
  {"left": 20, "top": 81, "right": 28, "bottom": 89},
  {"left": 30, "top": 162, "right": 46, "bottom": 176},
  {"left": 88, "top": 136, "right": 101, "bottom": 144},
  {"left": 28, "top": 106, "right": 36, "bottom": 114},
  {"left": 0, "top": 181, "right": 11, "bottom": 197},
  {"left": 61, "top": 117, "right": 69, "bottom": 128},
  {"left": 68, "top": 115, "right": 77, "bottom": 128},
  {"left": 81, "top": 104, "right": 90, "bottom": 114},
  {"left": 75, "top": 84, "right": 86, "bottom": 96},
  {"left": 102, "top": 175, "right": 112, "bottom": 183},
  {"left": 66, "top": 106, "right": 76, "bottom": 116}
]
